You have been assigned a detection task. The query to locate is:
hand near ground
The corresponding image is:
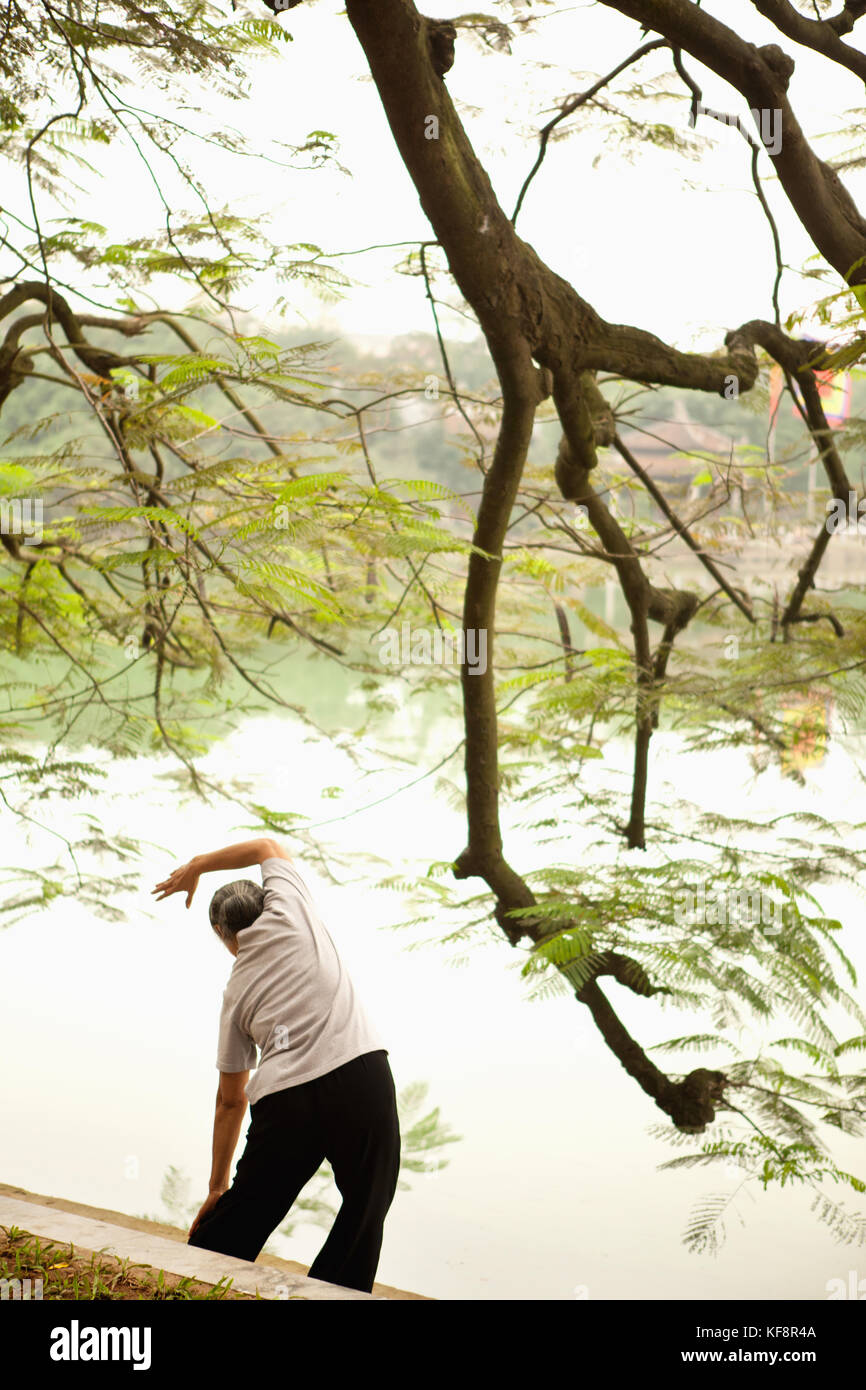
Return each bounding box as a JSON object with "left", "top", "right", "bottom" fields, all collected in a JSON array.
[
  {"left": 188, "top": 1189, "right": 225, "bottom": 1239},
  {"left": 152, "top": 858, "right": 200, "bottom": 908}
]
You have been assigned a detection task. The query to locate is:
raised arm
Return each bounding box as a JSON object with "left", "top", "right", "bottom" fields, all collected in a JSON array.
[{"left": 152, "top": 837, "right": 292, "bottom": 908}]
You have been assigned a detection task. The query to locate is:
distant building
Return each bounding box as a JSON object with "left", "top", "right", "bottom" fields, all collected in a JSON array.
[{"left": 618, "top": 398, "right": 739, "bottom": 491}]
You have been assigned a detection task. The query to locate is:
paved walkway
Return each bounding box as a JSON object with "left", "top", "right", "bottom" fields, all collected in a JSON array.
[{"left": 0, "top": 1191, "right": 415, "bottom": 1301}]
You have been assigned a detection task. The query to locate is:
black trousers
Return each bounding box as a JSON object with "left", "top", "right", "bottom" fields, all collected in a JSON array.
[{"left": 188, "top": 1049, "right": 401, "bottom": 1294}]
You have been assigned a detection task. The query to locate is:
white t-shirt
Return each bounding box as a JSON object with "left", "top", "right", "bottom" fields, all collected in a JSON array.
[{"left": 216, "top": 858, "right": 387, "bottom": 1104}]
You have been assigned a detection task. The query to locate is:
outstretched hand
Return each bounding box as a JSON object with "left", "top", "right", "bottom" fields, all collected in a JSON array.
[{"left": 152, "top": 859, "right": 200, "bottom": 908}]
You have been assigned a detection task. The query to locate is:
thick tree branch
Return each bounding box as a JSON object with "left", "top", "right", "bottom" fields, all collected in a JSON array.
[
  {"left": 578, "top": 980, "right": 728, "bottom": 1131},
  {"left": 0, "top": 282, "right": 144, "bottom": 405},
  {"left": 343, "top": 0, "right": 760, "bottom": 395},
  {"left": 339, "top": 0, "right": 753, "bottom": 1129},
  {"left": 452, "top": 343, "right": 545, "bottom": 943},
  {"left": 748, "top": 0, "right": 866, "bottom": 82},
  {"left": 828, "top": 1, "right": 866, "bottom": 35},
  {"left": 598, "top": 0, "right": 866, "bottom": 285}
]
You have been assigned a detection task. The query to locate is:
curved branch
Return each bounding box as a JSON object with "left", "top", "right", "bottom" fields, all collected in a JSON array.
[
  {"left": 613, "top": 432, "right": 755, "bottom": 622},
  {"left": 748, "top": 0, "right": 866, "bottom": 82},
  {"left": 671, "top": 47, "right": 785, "bottom": 325},
  {"left": 344, "top": 0, "right": 760, "bottom": 396},
  {"left": 0, "top": 282, "right": 144, "bottom": 406},
  {"left": 598, "top": 0, "right": 866, "bottom": 286},
  {"left": 452, "top": 343, "right": 546, "bottom": 942},
  {"left": 341, "top": 0, "right": 745, "bottom": 1131},
  {"left": 511, "top": 38, "right": 667, "bottom": 225},
  {"left": 734, "top": 319, "right": 853, "bottom": 634},
  {"left": 578, "top": 979, "right": 729, "bottom": 1131}
]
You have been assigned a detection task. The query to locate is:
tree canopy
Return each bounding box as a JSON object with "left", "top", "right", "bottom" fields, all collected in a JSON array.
[{"left": 3, "top": 0, "right": 866, "bottom": 1254}]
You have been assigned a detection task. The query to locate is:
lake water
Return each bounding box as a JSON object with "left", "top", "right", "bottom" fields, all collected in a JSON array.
[{"left": 1, "top": 659, "right": 865, "bottom": 1301}]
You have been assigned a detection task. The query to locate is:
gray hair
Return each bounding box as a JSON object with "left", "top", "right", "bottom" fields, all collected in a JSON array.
[{"left": 209, "top": 879, "right": 265, "bottom": 941}]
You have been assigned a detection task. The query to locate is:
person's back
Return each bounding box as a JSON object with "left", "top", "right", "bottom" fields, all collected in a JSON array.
[
  {"left": 153, "top": 836, "right": 401, "bottom": 1293},
  {"left": 220, "top": 856, "right": 387, "bottom": 1102}
]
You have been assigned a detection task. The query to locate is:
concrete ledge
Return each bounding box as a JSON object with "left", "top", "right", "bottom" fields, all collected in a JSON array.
[
  {"left": 0, "top": 1196, "right": 384, "bottom": 1301},
  {"left": 0, "top": 1183, "right": 430, "bottom": 1300}
]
